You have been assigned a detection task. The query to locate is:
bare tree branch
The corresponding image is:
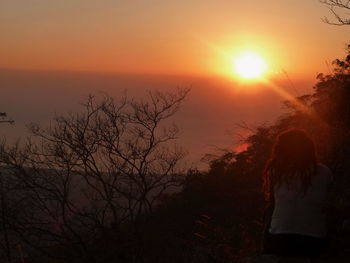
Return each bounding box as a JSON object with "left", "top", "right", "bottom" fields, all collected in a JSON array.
[
  {"left": 321, "top": 0, "right": 350, "bottom": 25},
  {"left": 0, "top": 89, "right": 189, "bottom": 262}
]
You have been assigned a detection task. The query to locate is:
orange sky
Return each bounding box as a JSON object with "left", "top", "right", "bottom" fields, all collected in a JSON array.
[
  {"left": 1, "top": 1, "right": 350, "bottom": 167},
  {"left": 1, "top": 0, "right": 349, "bottom": 79}
]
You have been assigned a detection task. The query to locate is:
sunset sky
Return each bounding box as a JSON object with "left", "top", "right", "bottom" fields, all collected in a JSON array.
[
  {"left": 1, "top": 0, "right": 350, "bottom": 166},
  {"left": 1, "top": 0, "right": 349, "bottom": 77}
]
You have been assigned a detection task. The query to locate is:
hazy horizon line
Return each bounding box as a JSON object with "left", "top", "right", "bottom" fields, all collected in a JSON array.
[{"left": 0, "top": 67, "right": 319, "bottom": 83}]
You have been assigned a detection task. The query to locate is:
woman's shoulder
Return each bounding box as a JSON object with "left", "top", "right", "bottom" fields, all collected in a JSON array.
[
  {"left": 316, "top": 163, "right": 333, "bottom": 181},
  {"left": 316, "top": 163, "right": 332, "bottom": 173}
]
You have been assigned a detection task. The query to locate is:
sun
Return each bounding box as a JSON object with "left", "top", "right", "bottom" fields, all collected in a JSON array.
[{"left": 233, "top": 52, "right": 267, "bottom": 80}]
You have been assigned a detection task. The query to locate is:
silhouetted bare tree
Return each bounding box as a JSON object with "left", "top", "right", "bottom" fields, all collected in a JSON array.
[
  {"left": 0, "top": 89, "right": 189, "bottom": 263},
  {"left": 321, "top": 0, "right": 350, "bottom": 25},
  {"left": 0, "top": 113, "right": 15, "bottom": 263}
]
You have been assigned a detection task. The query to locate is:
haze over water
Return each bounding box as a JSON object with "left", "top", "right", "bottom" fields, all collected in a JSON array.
[{"left": 0, "top": 69, "right": 316, "bottom": 167}]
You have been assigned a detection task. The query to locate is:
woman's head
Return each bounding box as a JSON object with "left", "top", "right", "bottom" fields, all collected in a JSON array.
[
  {"left": 273, "top": 129, "right": 316, "bottom": 167},
  {"left": 263, "top": 128, "right": 317, "bottom": 199}
]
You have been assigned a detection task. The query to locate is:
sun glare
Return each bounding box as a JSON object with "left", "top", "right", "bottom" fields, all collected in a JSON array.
[{"left": 233, "top": 52, "right": 267, "bottom": 80}]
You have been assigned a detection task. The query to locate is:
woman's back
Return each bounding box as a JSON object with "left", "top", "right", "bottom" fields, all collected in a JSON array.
[{"left": 270, "top": 163, "right": 332, "bottom": 237}]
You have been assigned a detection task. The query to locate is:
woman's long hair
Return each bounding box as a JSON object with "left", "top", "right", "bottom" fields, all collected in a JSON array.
[{"left": 263, "top": 128, "right": 317, "bottom": 200}]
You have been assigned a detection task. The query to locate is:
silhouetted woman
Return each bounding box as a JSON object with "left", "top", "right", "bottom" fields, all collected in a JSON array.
[{"left": 262, "top": 128, "right": 332, "bottom": 257}]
